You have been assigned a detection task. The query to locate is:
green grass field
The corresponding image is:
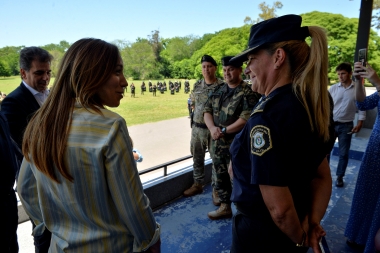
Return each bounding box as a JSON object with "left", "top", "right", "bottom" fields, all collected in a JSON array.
[
  {"left": 1, "top": 76, "right": 375, "bottom": 126},
  {"left": 0, "top": 77, "right": 195, "bottom": 126}
]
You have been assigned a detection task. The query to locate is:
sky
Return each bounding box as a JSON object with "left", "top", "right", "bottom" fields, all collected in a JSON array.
[{"left": 0, "top": 0, "right": 365, "bottom": 48}]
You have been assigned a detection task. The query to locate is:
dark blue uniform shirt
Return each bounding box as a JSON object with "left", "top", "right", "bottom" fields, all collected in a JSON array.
[{"left": 230, "top": 84, "right": 328, "bottom": 220}]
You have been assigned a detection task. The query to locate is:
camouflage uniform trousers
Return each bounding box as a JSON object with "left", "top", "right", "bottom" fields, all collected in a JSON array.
[
  {"left": 190, "top": 126, "right": 212, "bottom": 184},
  {"left": 209, "top": 137, "right": 233, "bottom": 204}
]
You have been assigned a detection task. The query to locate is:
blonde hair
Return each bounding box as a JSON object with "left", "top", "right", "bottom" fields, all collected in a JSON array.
[
  {"left": 265, "top": 26, "right": 330, "bottom": 141},
  {"left": 23, "top": 38, "right": 121, "bottom": 183}
]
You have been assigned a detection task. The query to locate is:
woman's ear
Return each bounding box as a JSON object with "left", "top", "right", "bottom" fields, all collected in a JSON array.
[{"left": 273, "top": 48, "right": 286, "bottom": 69}]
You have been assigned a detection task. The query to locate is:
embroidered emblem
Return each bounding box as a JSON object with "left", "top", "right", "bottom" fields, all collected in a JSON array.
[
  {"left": 250, "top": 96, "right": 272, "bottom": 116},
  {"left": 250, "top": 125, "right": 272, "bottom": 156}
]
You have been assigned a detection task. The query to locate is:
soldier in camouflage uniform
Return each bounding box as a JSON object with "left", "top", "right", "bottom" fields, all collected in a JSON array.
[
  {"left": 204, "top": 56, "right": 261, "bottom": 220},
  {"left": 183, "top": 55, "right": 224, "bottom": 197}
]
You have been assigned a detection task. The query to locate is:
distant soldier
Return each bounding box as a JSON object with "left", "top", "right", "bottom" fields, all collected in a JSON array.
[
  {"left": 204, "top": 56, "right": 260, "bottom": 220},
  {"left": 184, "top": 80, "right": 190, "bottom": 93},
  {"left": 163, "top": 82, "right": 167, "bottom": 91},
  {"left": 141, "top": 81, "right": 146, "bottom": 95},
  {"left": 149, "top": 82, "right": 153, "bottom": 92},
  {"left": 157, "top": 82, "right": 162, "bottom": 91},
  {"left": 183, "top": 55, "right": 224, "bottom": 201},
  {"left": 130, "top": 83, "right": 135, "bottom": 97},
  {"left": 170, "top": 86, "right": 175, "bottom": 95},
  {"left": 125, "top": 80, "right": 128, "bottom": 92},
  {"left": 152, "top": 85, "right": 157, "bottom": 96},
  {"left": 179, "top": 80, "right": 182, "bottom": 90}
]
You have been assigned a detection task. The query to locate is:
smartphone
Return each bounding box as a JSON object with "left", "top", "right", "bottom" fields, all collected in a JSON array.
[{"left": 358, "top": 48, "right": 367, "bottom": 67}]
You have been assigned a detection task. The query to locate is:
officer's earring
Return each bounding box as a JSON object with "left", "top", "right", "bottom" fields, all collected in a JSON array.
[{"left": 275, "top": 65, "right": 279, "bottom": 69}]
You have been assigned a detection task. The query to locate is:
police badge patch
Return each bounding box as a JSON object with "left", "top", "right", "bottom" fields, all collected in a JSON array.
[{"left": 250, "top": 125, "right": 272, "bottom": 156}]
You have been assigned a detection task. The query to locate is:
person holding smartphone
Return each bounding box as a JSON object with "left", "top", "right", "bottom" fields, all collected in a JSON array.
[
  {"left": 328, "top": 62, "right": 366, "bottom": 187},
  {"left": 345, "top": 60, "right": 380, "bottom": 253}
]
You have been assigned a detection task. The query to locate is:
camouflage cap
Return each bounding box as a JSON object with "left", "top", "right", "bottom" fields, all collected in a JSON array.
[{"left": 201, "top": 54, "right": 217, "bottom": 66}]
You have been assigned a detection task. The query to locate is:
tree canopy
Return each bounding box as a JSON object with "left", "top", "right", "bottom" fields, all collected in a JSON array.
[{"left": 1, "top": 10, "right": 380, "bottom": 83}]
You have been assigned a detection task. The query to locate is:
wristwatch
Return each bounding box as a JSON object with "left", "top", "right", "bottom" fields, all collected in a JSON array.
[
  {"left": 221, "top": 127, "right": 227, "bottom": 134},
  {"left": 295, "top": 230, "right": 306, "bottom": 247}
]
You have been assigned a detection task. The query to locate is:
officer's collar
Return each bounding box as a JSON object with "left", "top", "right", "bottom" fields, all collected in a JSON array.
[{"left": 264, "top": 83, "right": 292, "bottom": 100}]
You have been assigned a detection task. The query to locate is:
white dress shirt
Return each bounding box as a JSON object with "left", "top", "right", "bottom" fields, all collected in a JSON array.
[
  {"left": 22, "top": 81, "right": 49, "bottom": 106},
  {"left": 329, "top": 81, "right": 366, "bottom": 122}
]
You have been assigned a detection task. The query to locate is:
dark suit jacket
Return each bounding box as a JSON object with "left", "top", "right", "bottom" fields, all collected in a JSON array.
[
  {"left": 0, "top": 112, "right": 17, "bottom": 194},
  {"left": 0, "top": 82, "right": 40, "bottom": 161}
]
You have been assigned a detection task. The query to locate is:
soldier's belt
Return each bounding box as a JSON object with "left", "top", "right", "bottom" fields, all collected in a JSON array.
[{"left": 194, "top": 122, "right": 208, "bottom": 129}]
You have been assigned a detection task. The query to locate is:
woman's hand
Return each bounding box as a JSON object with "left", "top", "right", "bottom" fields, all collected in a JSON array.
[
  {"left": 353, "top": 62, "right": 380, "bottom": 87},
  {"left": 308, "top": 223, "right": 326, "bottom": 253}
]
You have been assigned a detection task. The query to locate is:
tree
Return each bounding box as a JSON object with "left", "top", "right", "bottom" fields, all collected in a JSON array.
[
  {"left": 120, "top": 39, "right": 157, "bottom": 80},
  {"left": 301, "top": 11, "right": 380, "bottom": 80},
  {"left": 148, "top": 30, "right": 163, "bottom": 62},
  {"left": 244, "top": 1, "right": 283, "bottom": 24},
  {"left": 188, "top": 26, "right": 251, "bottom": 78},
  {"left": 0, "top": 46, "right": 23, "bottom": 76},
  {"left": 372, "top": 0, "right": 380, "bottom": 29},
  {"left": 0, "top": 60, "right": 11, "bottom": 78}
]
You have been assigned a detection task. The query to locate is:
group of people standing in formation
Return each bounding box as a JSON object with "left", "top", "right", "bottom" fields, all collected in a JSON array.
[
  {"left": 1, "top": 13, "right": 380, "bottom": 253},
  {"left": 128, "top": 80, "right": 188, "bottom": 97}
]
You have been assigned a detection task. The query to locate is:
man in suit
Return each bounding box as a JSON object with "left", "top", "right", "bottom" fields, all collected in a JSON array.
[
  {"left": 0, "top": 112, "right": 19, "bottom": 252},
  {"left": 1, "top": 46, "right": 53, "bottom": 253}
]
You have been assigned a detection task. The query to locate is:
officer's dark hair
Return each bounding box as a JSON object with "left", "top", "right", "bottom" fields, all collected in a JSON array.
[
  {"left": 335, "top": 62, "right": 352, "bottom": 73},
  {"left": 19, "top": 46, "right": 53, "bottom": 72}
]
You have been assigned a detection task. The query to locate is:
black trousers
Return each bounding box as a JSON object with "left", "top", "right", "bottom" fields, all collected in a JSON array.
[
  {"left": 231, "top": 211, "right": 308, "bottom": 253},
  {"left": 31, "top": 220, "right": 52, "bottom": 253},
  {"left": 0, "top": 190, "right": 18, "bottom": 253}
]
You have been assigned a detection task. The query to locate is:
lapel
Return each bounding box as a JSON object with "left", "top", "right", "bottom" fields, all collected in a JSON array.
[{"left": 18, "top": 82, "right": 40, "bottom": 111}]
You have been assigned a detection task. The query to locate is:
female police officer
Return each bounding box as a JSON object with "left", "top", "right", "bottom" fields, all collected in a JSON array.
[{"left": 228, "top": 15, "right": 333, "bottom": 252}]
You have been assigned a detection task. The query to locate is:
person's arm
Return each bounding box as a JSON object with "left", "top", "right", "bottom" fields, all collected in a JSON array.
[
  {"left": 260, "top": 185, "right": 307, "bottom": 247},
  {"left": 105, "top": 119, "right": 160, "bottom": 252},
  {"left": 204, "top": 112, "right": 222, "bottom": 140},
  {"left": 308, "top": 157, "right": 332, "bottom": 253},
  {"left": 17, "top": 159, "right": 46, "bottom": 237},
  {"left": 353, "top": 62, "right": 380, "bottom": 101},
  {"left": 225, "top": 118, "right": 247, "bottom": 134},
  {"left": 352, "top": 120, "right": 364, "bottom": 133}
]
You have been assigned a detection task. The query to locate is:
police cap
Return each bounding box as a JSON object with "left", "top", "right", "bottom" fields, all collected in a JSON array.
[
  {"left": 221, "top": 56, "right": 243, "bottom": 68},
  {"left": 201, "top": 55, "right": 217, "bottom": 66},
  {"left": 231, "top": 14, "right": 310, "bottom": 63}
]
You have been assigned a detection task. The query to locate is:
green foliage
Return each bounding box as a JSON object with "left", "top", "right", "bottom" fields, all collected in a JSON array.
[
  {"left": 2, "top": 10, "right": 380, "bottom": 84},
  {"left": 121, "top": 39, "right": 157, "bottom": 80},
  {"left": 0, "top": 46, "right": 23, "bottom": 76},
  {"left": 189, "top": 26, "right": 250, "bottom": 78},
  {"left": 301, "top": 11, "right": 380, "bottom": 81},
  {"left": 0, "top": 60, "right": 12, "bottom": 77}
]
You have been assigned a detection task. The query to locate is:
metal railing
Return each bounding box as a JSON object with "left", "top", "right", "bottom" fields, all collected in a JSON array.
[{"left": 138, "top": 154, "right": 193, "bottom": 177}]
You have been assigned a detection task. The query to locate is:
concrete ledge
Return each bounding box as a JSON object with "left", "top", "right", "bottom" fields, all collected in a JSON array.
[{"left": 144, "top": 160, "right": 213, "bottom": 210}]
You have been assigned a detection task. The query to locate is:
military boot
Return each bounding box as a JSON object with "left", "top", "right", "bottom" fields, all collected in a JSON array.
[
  {"left": 183, "top": 182, "right": 203, "bottom": 197},
  {"left": 207, "top": 203, "right": 232, "bottom": 220},
  {"left": 212, "top": 188, "right": 221, "bottom": 206}
]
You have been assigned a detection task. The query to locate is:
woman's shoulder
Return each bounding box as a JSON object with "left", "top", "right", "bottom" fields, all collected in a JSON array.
[{"left": 73, "top": 107, "right": 125, "bottom": 127}]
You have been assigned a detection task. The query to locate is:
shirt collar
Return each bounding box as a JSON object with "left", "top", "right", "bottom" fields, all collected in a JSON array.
[
  {"left": 337, "top": 81, "right": 354, "bottom": 89},
  {"left": 22, "top": 81, "right": 49, "bottom": 96}
]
